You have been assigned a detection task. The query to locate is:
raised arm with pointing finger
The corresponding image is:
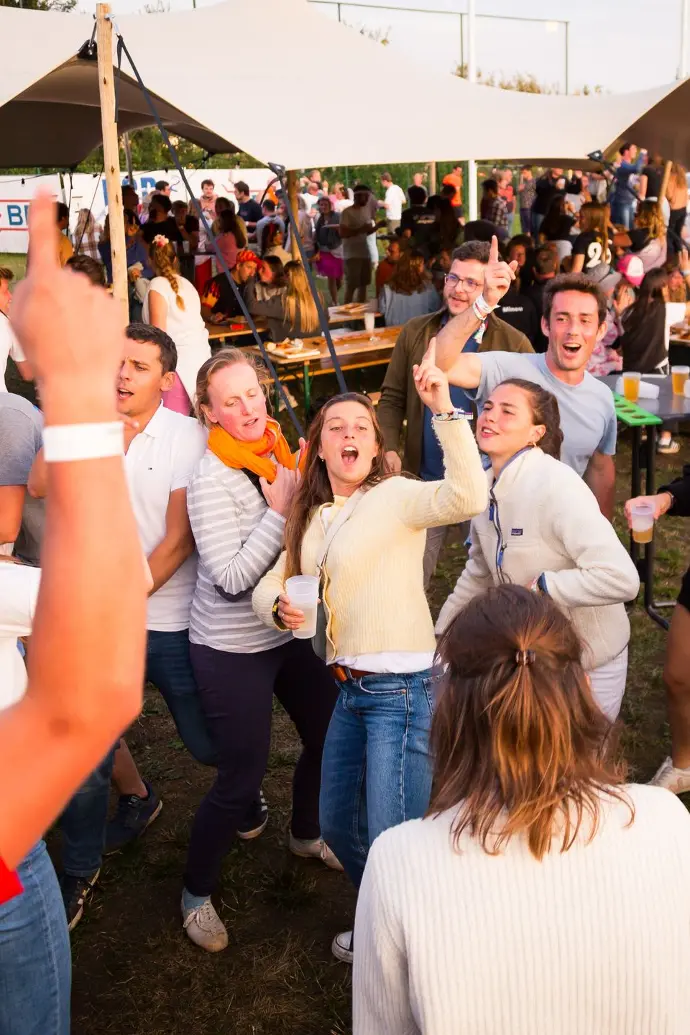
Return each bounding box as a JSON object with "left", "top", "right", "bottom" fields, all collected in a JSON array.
[
  {"left": 434, "top": 235, "right": 517, "bottom": 387},
  {"left": 0, "top": 193, "right": 147, "bottom": 871}
]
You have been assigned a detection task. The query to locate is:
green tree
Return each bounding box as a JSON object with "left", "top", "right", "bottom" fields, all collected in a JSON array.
[{"left": 0, "top": 0, "right": 76, "bottom": 10}]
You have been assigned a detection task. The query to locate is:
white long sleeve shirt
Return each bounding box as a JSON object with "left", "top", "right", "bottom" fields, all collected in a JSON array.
[{"left": 354, "top": 784, "right": 690, "bottom": 1035}]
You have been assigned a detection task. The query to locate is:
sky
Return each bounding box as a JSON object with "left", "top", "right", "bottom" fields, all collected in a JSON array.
[{"left": 103, "top": 0, "right": 687, "bottom": 95}]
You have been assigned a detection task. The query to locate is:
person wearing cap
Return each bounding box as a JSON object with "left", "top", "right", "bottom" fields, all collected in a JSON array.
[{"left": 200, "top": 251, "right": 261, "bottom": 323}]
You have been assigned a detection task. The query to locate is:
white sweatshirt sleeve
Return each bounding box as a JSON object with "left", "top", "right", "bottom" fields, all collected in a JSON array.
[
  {"left": 353, "top": 838, "right": 419, "bottom": 1035},
  {"left": 435, "top": 528, "right": 493, "bottom": 634},
  {"left": 542, "top": 472, "right": 640, "bottom": 610}
]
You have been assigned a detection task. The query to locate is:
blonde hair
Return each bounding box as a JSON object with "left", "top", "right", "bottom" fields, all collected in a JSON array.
[
  {"left": 284, "top": 261, "right": 320, "bottom": 335},
  {"left": 635, "top": 200, "right": 666, "bottom": 242},
  {"left": 194, "top": 347, "right": 268, "bottom": 427},
  {"left": 149, "top": 240, "right": 185, "bottom": 310},
  {"left": 669, "top": 162, "right": 687, "bottom": 191}
]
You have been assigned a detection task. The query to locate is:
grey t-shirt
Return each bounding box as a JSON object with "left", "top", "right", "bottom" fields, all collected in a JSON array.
[
  {"left": 0, "top": 393, "right": 44, "bottom": 565},
  {"left": 475, "top": 351, "right": 617, "bottom": 476}
]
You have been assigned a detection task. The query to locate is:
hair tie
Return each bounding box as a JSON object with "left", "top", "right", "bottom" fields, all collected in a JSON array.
[
  {"left": 515, "top": 649, "right": 535, "bottom": 667},
  {"left": 152, "top": 234, "right": 169, "bottom": 248}
]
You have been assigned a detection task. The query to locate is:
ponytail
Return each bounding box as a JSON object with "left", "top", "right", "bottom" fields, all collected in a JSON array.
[{"left": 149, "top": 239, "right": 185, "bottom": 311}]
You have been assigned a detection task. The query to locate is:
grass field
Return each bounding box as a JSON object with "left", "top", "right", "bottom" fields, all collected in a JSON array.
[{"left": 53, "top": 428, "right": 686, "bottom": 1035}]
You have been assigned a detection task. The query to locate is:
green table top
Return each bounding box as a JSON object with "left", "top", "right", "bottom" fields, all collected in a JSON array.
[{"left": 612, "top": 393, "right": 664, "bottom": 427}]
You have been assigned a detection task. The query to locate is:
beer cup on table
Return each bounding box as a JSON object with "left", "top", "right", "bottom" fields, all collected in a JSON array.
[
  {"left": 672, "top": 365, "right": 689, "bottom": 395},
  {"left": 622, "top": 371, "right": 641, "bottom": 403},
  {"left": 285, "top": 575, "right": 319, "bottom": 639},
  {"left": 629, "top": 501, "right": 655, "bottom": 544},
  {"left": 364, "top": 311, "right": 376, "bottom": 334}
]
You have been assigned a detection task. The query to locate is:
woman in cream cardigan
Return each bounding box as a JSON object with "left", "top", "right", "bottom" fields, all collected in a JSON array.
[
  {"left": 253, "top": 341, "right": 487, "bottom": 963},
  {"left": 437, "top": 377, "right": 640, "bottom": 721}
]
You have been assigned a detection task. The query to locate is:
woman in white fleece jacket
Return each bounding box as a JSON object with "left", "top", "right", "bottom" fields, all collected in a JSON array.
[{"left": 437, "top": 378, "right": 639, "bottom": 720}]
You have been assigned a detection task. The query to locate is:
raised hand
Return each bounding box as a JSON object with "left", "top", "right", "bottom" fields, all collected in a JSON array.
[
  {"left": 413, "top": 338, "right": 454, "bottom": 414},
  {"left": 261, "top": 464, "right": 300, "bottom": 517},
  {"left": 482, "top": 235, "right": 518, "bottom": 309}
]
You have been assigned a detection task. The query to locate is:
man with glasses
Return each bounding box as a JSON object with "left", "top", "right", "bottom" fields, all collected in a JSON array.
[{"left": 378, "top": 240, "right": 532, "bottom": 585}]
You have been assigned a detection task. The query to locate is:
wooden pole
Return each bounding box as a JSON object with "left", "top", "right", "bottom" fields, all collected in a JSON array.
[
  {"left": 429, "top": 161, "right": 437, "bottom": 195},
  {"left": 96, "top": 3, "right": 128, "bottom": 320},
  {"left": 287, "top": 169, "right": 300, "bottom": 261}
]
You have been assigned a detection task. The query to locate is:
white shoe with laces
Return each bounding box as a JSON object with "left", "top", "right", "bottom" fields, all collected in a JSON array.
[
  {"left": 181, "top": 896, "right": 228, "bottom": 953},
  {"left": 332, "top": 930, "right": 354, "bottom": 964},
  {"left": 288, "top": 834, "right": 344, "bottom": 872},
  {"left": 649, "top": 756, "right": 690, "bottom": 794}
]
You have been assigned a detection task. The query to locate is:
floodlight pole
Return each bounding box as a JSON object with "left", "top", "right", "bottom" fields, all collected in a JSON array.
[
  {"left": 467, "top": 0, "right": 478, "bottom": 220},
  {"left": 96, "top": 3, "right": 128, "bottom": 321}
]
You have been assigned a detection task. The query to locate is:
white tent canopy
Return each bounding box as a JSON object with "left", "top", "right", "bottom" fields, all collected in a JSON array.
[{"left": 1, "top": 0, "right": 689, "bottom": 170}]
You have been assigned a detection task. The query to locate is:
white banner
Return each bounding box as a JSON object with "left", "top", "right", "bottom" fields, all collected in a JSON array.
[{"left": 0, "top": 168, "right": 277, "bottom": 255}]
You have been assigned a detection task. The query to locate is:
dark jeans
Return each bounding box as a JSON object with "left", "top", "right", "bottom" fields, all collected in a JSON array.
[
  {"left": 669, "top": 207, "right": 687, "bottom": 238},
  {"left": 520, "top": 207, "right": 532, "bottom": 235},
  {"left": 59, "top": 629, "right": 216, "bottom": 876},
  {"left": 532, "top": 211, "right": 545, "bottom": 238},
  {"left": 184, "top": 638, "right": 338, "bottom": 897},
  {"left": 147, "top": 629, "right": 217, "bottom": 766}
]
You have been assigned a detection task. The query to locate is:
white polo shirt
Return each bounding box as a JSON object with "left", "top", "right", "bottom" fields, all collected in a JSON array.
[
  {"left": 0, "top": 562, "right": 40, "bottom": 712},
  {"left": 384, "top": 183, "right": 406, "bottom": 221},
  {"left": 124, "top": 404, "right": 207, "bottom": 632},
  {"left": 1, "top": 313, "right": 26, "bottom": 392}
]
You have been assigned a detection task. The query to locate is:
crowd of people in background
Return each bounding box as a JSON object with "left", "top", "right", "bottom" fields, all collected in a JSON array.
[{"left": 2, "top": 147, "right": 690, "bottom": 1035}]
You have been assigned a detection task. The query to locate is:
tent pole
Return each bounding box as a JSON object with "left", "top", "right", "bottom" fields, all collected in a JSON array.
[
  {"left": 122, "top": 132, "right": 135, "bottom": 186},
  {"left": 287, "top": 169, "right": 300, "bottom": 261},
  {"left": 96, "top": 3, "right": 128, "bottom": 321},
  {"left": 429, "top": 161, "right": 437, "bottom": 194},
  {"left": 467, "top": 0, "right": 478, "bottom": 220}
]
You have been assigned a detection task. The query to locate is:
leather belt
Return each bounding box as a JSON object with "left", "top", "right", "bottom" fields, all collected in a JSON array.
[{"left": 330, "top": 665, "right": 373, "bottom": 682}]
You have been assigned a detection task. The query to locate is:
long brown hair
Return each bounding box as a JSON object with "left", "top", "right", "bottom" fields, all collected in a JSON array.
[
  {"left": 388, "top": 248, "right": 430, "bottom": 295},
  {"left": 578, "top": 201, "right": 611, "bottom": 259},
  {"left": 283, "top": 393, "right": 391, "bottom": 578},
  {"left": 430, "top": 585, "right": 632, "bottom": 860},
  {"left": 149, "top": 239, "right": 184, "bottom": 310},
  {"left": 634, "top": 200, "right": 666, "bottom": 242},
  {"left": 284, "top": 260, "right": 321, "bottom": 336},
  {"left": 499, "top": 378, "right": 564, "bottom": 459}
]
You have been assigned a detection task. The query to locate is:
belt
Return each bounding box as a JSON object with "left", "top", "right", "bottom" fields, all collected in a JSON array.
[{"left": 329, "top": 664, "right": 373, "bottom": 683}]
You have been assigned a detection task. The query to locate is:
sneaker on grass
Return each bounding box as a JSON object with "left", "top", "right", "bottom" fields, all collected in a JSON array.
[
  {"left": 650, "top": 756, "right": 690, "bottom": 794},
  {"left": 61, "top": 868, "right": 101, "bottom": 932},
  {"left": 104, "top": 780, "right": 162, "bottom": 855},
  {"left": 237, "top": 790, "right": 269, "bottom": 841},
  {"left": 331, "top": 930, "right": 353, "bottom": 964},
  {"left": 288, "top": 833, "right": 343, "bottom": 871},
  {"left": 182, "top": 896, "right": 228, "bottom": 953}
]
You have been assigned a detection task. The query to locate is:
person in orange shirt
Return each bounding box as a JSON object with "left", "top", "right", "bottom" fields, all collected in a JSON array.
[
  {"left": 442, "top": 164, "right": 464, "bottom": 213},
  {"left": 56, "top": 203, "right": 74, "bottom": 267}
]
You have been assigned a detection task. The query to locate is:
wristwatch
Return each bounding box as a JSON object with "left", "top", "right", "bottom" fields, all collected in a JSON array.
[
  {"left": 432, "top": 409, "right": 473, "bottom": 422},
  {"left": 272, "top": 596, "right": 287, "bottom": 631}
]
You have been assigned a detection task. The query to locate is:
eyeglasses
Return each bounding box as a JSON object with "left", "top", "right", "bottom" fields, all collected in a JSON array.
[{"left": 444, "top": 273, "right": 482, "bottom": 292}]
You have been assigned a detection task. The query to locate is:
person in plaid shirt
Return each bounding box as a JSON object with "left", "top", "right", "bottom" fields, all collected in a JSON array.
[
  {"left": 72, "top": 208, "right": 102, "bottom": 262},
  {"left": 479, "top": 179, "right": 510, "bottom": 238}
]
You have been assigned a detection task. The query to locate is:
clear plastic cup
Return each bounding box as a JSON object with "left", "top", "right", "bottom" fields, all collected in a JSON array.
[
  {"left": 629, "top": 501, "right": 655, "bottom": 544},
  {"left": 622, "top": 371, "right": 641, "bottom": 403},
  {"left": 672, "top": 365, "right": 689, "bottom": 396},
  {"left": 364, "top": 311, "right": 376, "bottom": 334},
  {"left": 285, "top": 575, "right": 319, "bottom": 639}
]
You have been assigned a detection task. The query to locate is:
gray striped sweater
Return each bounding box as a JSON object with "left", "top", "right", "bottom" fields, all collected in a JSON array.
[{"left": 187, "top": 451, "right": 290, "bottom": 653}]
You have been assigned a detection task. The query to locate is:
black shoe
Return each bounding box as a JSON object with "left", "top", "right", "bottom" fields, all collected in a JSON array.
[
  {"left": 62, "top": 869, "right": 100, "bottom": 932},
  {"left": 237, "top": 790, "right": 269, "bottom": 841},
  {"left": 104, "top": 780, "right": 162, "bottom": 855}
]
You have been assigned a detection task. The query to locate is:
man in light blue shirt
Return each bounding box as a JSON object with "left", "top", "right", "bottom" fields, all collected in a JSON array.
[
  {"left": 610, "top": 143, "right": 645, "bottom": 230},
  {"left": 435, "top": 258, "right": 617, "bottom": 518}
]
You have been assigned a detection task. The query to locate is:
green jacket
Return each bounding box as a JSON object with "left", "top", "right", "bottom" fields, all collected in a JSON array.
[{"left": 377, "top": 308, "right": 534, "bottom": 476}]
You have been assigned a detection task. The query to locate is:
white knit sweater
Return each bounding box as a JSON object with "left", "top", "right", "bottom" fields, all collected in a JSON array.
[
  {"left": 353, "top": 785, "right": 690, "bottom": 1035},
  {"left": 436, "top": 448, "right": 640, "bottom": 670}
]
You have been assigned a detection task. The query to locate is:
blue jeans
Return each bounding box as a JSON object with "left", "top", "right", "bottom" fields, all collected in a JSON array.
[
  {"left": 532, "top": 211, "right": 545, "bottom": 238},
  {"left": 520, "top": 208, "right": 532, "bottom": 235},
  {"left": 610, "top": 199, "right": 634, "bottom": 230},
  {"left": 0, "top": 841, "right": 71, "bottom": 1035},
  {"left": 319, "top": 668, "right": 436, "bottom": 889},
  {"left": 147, "top": 629, "right": 217, "bottom": 766}
]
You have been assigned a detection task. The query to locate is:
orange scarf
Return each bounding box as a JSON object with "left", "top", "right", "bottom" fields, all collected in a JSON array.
[{"left": 207, "top": 418, "right": 301, "bottom": 483}]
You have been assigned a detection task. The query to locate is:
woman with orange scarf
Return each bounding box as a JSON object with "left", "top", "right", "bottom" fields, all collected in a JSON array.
[{"left": 180, "top": 348, "right": 340, "bottom": 953}]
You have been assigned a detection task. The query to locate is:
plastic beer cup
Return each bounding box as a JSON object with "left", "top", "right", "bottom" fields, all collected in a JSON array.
[
  {"left": 630, "top": 501, "right": 655, "bottom": 544},
  {"left": 672, "top": 365, "right": 689, "bottom": 395},
  {"left": 285, "top": 575, "right": 319, "bottom": 639},
  {"left": 622, "top": 372, "right": 641, "bottom": 403}
]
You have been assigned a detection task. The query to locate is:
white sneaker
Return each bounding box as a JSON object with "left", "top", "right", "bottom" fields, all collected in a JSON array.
[
  {"left": 649, "top": 756, "right": 690, "bottom": 794},
  {"left": 181, "top": 896, "right": 228, "bottom": 953},
  {"left": 331, "top": 930, "right": 353, "bottom": 964},
  {"left": 288, "top": 834, "right": 344, "bottom": 872}
]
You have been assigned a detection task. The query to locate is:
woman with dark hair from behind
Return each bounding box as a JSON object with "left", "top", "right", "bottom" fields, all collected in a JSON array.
[
  {"left": 378, "top": 248, "right": 440, "bottom": 325},
  {"left": 426, "top": 194, "right": 460, "bottom": 254},
  {"left": 437, "top": 378, "right": 639, "bottom": 721},
  {"left": 216, "top": 207, "right": 247, "bottom": 271},
  {"left": 538, "top": 194, "right": 575, "bottom": 260},
  {"left": 354, "top": 584, "right": 690, "bottom": 1035}
]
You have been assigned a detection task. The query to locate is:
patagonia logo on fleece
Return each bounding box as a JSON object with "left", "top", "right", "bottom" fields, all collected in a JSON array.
[{"left": 511, "top": 528, "right": 523, "bottom": 536}]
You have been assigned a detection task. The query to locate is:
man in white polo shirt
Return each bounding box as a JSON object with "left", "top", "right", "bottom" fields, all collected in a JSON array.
[{"left": 0, "top": 267, "right": 32, "bottom": 391}]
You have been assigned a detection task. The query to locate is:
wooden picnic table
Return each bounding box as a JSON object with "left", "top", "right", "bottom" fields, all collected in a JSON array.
[
  {"left": 247, "top": 326, "right": 400, "bottom": 410},
  {"left": 205, "top": 307, "right": 382, "bottom": 347}
]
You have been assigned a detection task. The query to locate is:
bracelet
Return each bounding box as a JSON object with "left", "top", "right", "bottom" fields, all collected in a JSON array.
[
  {"left": 272, "top": 596, "right": 288, "bottom": 631},
  {"left": 472, "top": 294, "right": 496, "bottom": 321},
  {"left": 432, "top": 409, "right": 473, "bottom": 422},
  {"left": 682, "top": 269, "right": 690, "bottom": 277},
  {"left": 43, "top": 422, "right": 124, "bottom": 463}
]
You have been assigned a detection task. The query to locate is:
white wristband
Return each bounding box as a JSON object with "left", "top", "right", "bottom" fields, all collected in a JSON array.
[
  {"left": 473, "top": 294, "right": 496, "bottom": 319},
  {"left": 43, "top": 422, "right": 124, "bottom": 463}
]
